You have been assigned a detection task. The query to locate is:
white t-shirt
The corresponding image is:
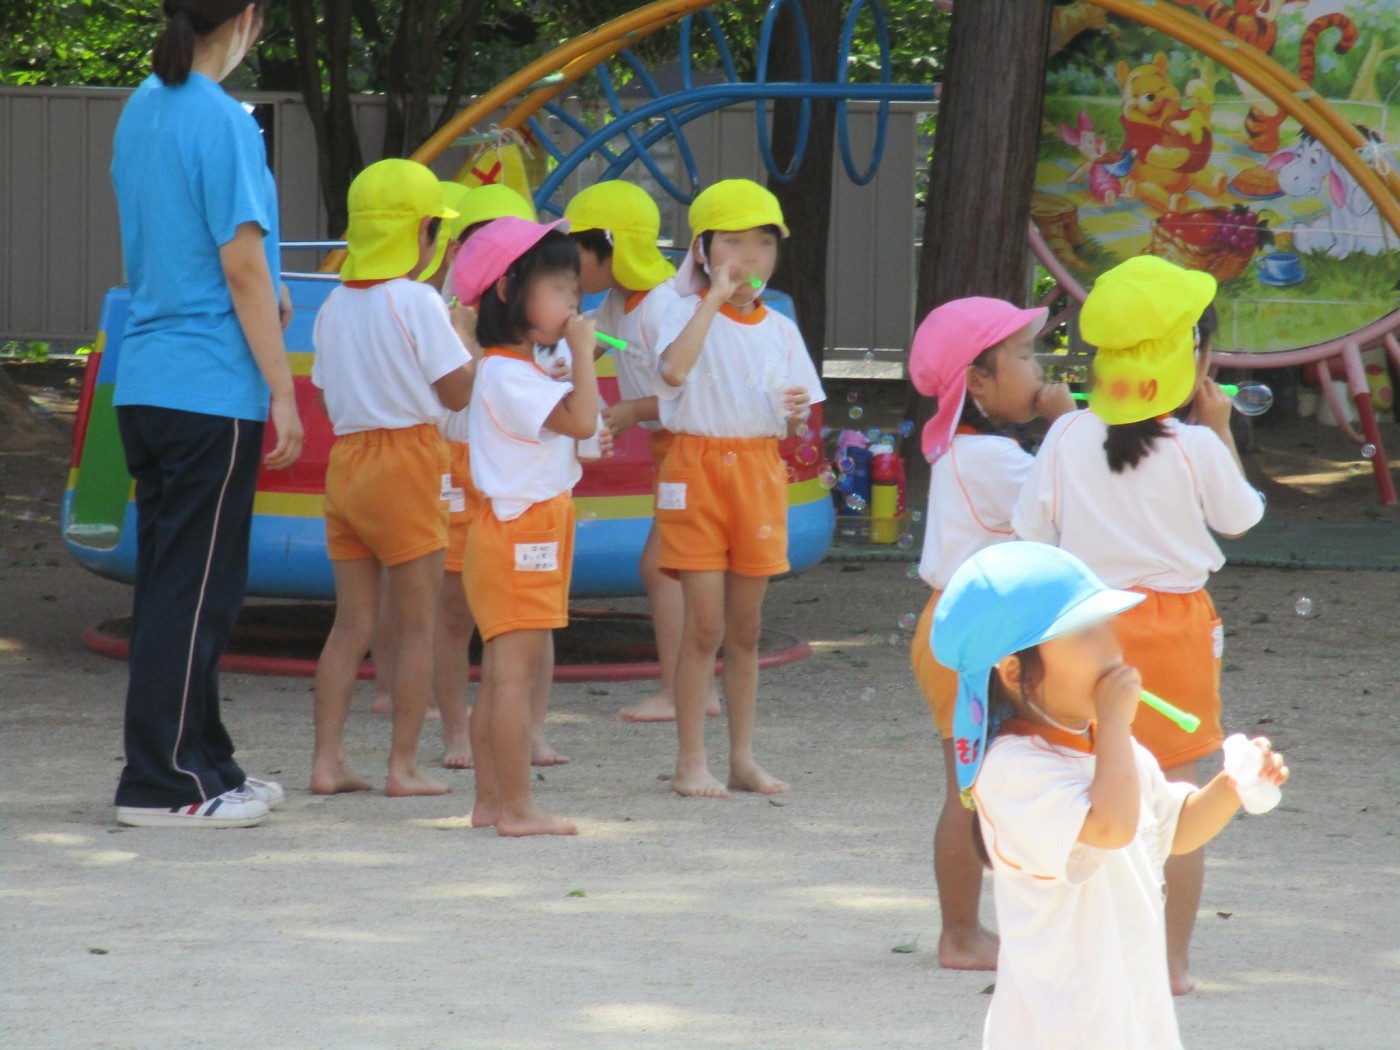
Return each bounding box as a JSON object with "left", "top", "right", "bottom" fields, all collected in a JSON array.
[
  {"left": 973, "top": 732, "right": 1196, "bottom": 1050},
  {"left": 590, "top": 283, "right": 681, "bottom": 431},
  {"left": 312, "top": 280, "right": 468, "bottom": 436},
  {"left": 1013, "top": 411, "right": 1265, "bottom": 592},
  {"left": 919, "top": 433, "right": 1033, "bottom": 590},
  {"left": 467, "top": 351, "right": 581, "bottom": 521},
  {"left": 652, "top": 297, "right": 826, "bottom": 438}
]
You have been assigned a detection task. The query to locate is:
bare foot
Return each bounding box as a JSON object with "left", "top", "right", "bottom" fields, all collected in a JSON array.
[
  {"left": 384, "top": 768, "right": 452, "bottom": 797},
  {"left": 531, "top": 736, "right": 571, "bottom": 766},
  {"left": 728, "top": 761, "right": 789, "bottom": 796},
  {"left": 672, "top": 766, "right": 730, "bottom": 799},
  {"left": 1170, "top": 970, "right": 1197, "bottom": 997},
  {"left": 308, "top": 763, "right": 375, "bottom": 795},
  {"left": 938, "top": 927, "right": 1000, "bottom": 971},
  {"left": 618, "top": 692, "right": 723, "bottom": 723},
  {"left": 497, "top": 806, "right": 578, "bottom": 837},
  {"left": 369, "top": 694, "right": 393, "bottom": 716},
  {"left": 470, "top": 801, "right": 500, "bottom": 828},
  {"left": 440, "top": 730, "right": 473, "bottom": 769}
]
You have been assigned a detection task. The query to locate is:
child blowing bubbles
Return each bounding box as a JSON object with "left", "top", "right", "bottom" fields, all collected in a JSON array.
[
  {"left": 310, "top": 159, "right": 475, "bottom": 798},
  {"left": 653, "top": 179, "right": 825, "bottom": 799},
  {"left": 906, "top": 298, "right": 1076, "bottom": 970},
  {"left": 1013, "top": 256, "right": 1266, "bottom": 994},
  {"left": 452, "top": 217, "right": 601, "bottom": 837},
  {"left": 934, "top": 542, "right": 1287, "bottom": 1050}
]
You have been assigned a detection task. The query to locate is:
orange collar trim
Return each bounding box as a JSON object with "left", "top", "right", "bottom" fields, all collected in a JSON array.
[
  {"left": 719, "top": 301, "right": 768, "bottom": 325},
  {"left": 482, "top": 345, "right": 545, "bottom": 374},
  {"left": 999, "top": 716, "right": 1096, "bottom": 754},
  {"left": 624, "top": 290, "right": 648, "bottom": 314}
]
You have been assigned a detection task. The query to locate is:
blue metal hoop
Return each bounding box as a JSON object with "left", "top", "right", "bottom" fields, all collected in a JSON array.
[
  {"left": 754, "top": 0, "right": 813, "bottom": 184},
  {"left": 836, "top": 0, "right": 893, "bottom": 185}
]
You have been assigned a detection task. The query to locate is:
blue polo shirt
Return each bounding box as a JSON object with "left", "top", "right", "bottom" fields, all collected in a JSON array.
[{"left": 111, "top": 73, "right": 280, "bottom": 421}]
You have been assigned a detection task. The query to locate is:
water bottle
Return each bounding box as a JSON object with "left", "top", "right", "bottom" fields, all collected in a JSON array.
[{"left": 1221, "top": 733, "right": 1282, "bottom": 814}]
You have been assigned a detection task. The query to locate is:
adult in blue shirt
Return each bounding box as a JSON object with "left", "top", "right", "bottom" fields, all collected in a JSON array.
[{"left": 110, "top": 0, "right": 303, "bottom": 828}]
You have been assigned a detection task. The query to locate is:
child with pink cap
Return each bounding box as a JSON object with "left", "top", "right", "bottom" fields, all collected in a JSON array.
[{"left": 906, "top": 296, "right": 1076, "bottom": 970}]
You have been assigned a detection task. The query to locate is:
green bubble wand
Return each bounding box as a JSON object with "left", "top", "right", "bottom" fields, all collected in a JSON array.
[{"left": 1141, "top": 690, "right": 1201, "bottom": 733}]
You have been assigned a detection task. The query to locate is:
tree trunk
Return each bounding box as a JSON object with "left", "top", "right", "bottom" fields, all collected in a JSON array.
[
  {"left": 289, "top": 0, "right": 364, "bottom": 237},
  {"left": 908, "top": 0, "right": 1055, "bottom": 468},
  {"left": 765, "top": 0, "right": 843, "bottom": 371}
]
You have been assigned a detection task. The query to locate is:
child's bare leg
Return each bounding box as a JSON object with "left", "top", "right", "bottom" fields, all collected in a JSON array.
[
  {"left": 619, "top": 525, "right": 721, "bottom": 722},
  {"left": 469, "top": 645, "right": 500, "bottom": 827},
  {"left": 383, "top": 552, "right": 451, "bottom": 797},
  {"left": 488, "top": 629, "right": 576, "bottom": 837},
  {"left": 530, "top": 632, "right": 570, "bottom": 766},
  {"left": 311, "top": 558, "right": 379, "bottom": 794},
  {"left": 935, "top": 738, "right": 998, "bottom": 970},
  {"left": 1163, "top": 759, "right": 1203, "bottom": 995},
  {"left": 436, "top": 572, "right": 473, "bottom": 768},
  {"left": 721, "top": 572, "right": 786, "bottom": 795},
  {"left": 369, "top": 578, "right": 395, "bottom": 715},
  {"left": 672, "top": 571, "right": 730, "bottom": 798}
]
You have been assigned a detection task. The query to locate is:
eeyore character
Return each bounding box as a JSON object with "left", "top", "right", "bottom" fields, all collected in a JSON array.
[{"left": 1273, "top": 127, "right": 1392, "bottom": 258}]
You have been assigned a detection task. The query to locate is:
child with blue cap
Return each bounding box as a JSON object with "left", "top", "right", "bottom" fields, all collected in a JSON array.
[{"left": 934, "top": 541, "right": 1288, "bottom": 1050}]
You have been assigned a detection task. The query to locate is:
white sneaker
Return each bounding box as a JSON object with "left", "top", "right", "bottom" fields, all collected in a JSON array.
[
  {"left": 235, "top": 777, "right": 286, "bottom": 809},
  {"left": 116, "top": 789, "right": 269, "bottom": 828}
]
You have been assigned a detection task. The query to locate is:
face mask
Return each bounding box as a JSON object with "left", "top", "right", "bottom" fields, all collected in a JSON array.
[{"left": 218, "top": 12, "right": 255, "bottom": 80}]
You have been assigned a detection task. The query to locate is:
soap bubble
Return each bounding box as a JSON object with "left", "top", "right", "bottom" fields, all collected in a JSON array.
[
  {"left": 578, "top": 510, "right": 599, "bottom": 528},
  {"left": 845, "top": 493, "right": 867, "bottom": 512},
  {"left": 905, "top": 564, "right": 921, "bottom": 580},
  {"left": 861, "top": 686, "right": 876, "bottom": 702},
  {"left": 723, "top": 451, "right": 737, "bottom": 466},
  {"left": 818, "top": 465, "right": 838, "bottom": 489},
  {"left": 1294, "top": 596, "right": 1314, "bottom": 618},
  {"left": 887, "top": 633, "right": 902, "bottom": 647},
  {"left": 897, "top": 533, "right": 914, "bottom": 550},
  {"left": 787, "top": 466, "right": 798, "bottom": 483},
  {"left": 1361, "top": 443, "right": 1377, "bottom": 460},
  {"left": 911, "top": 510, "right": 923, "bottom": 523},
  {"left": 899, "top": 419, "right": 915, "bottom": 438},
  {"left": 865, "top": 427, "right": 883, "bottom": 444},
  {"left": 898, "top": 612, "right": 918, "bottom": 632},
  {"left": 744, "top": 373, "right": 758, "bottom": 389},
  {"left": 796, "top": 444, "right": 818, "bottom": 466},
  {"left": 847, "top": 391, "right": 859, "bottom": 404},
  {"left": 757, "top": 524, "right": 774, "bottom": 540},
  {"left": 836, "top": 472, "right": 855, "bottom": 493},
  {"left": 849, "top": 406, "right": 864, "bottom": 421},
  {"left": 864, "top": 350, "right": 876, "bottom": 364},
  {"left": 837, "top": 454, "right": 855, "bottom": 474},
  {"left": 1230, "top": 381, "right": 1274, "bottom": 417},
  {"left": 821, "top": 426, "right": 832, "bottom": 439},
  {"left": 797, "top": 425, "right": 815, "bottom": 442}
]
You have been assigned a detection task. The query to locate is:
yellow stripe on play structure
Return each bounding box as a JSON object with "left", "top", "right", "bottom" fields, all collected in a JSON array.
[{"left": 1090, "top": 0, "right": 1400, "bottom": 240}]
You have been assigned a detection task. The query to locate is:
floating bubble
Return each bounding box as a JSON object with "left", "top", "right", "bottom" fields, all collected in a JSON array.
[
  {"left": 821, "top": 426, "right": 832, "bottom": 439},
  {"left": 898, "top": 419, "right": 915, "bottom": 438},
  {"left": 836, "top": 472, "right": 855, "bottom": 493},
  {"left": 578, "top": 510, "right": 599, "bottom": 528},
  {"left": 848, "top": 406, "right": 864, "bottom": 421},
  {"left": 847, "top": 391, "right": 859, "bottom": 404},
  {"left": 1361, "top": 443, "right": 1377, "bottom": 460},
  {"left": 837, "top": 454, "right": 855, "bottom": 473},
  {"left": 865, "top": 427, "right": 883, "bottom": 444},
  {"left": 1294, "top": 596, "right": 1314, "bottom": 618},
  {"left": 1231, "top": 381, "right": 1274, "bottom": 417},
  {"left": 723, "top": 451, "right": 737, "bottom": 466},
  {"left": 911, "top": 510, "right": 923, "bottom": 523},
  {"left": 861, "top": 686, "right": 877, "bottom": 702},
  {"left": 898, "top": 612, "right": 917, "bottom": 632},
  {"left": 905, "top": 564, "right": 921, "bottom": 580},
  {"left": 897, "top": 533, "right": 914, "bottom": 550},
  {"left": 818, "top": 466, "right": 838, "bottom": 489},
  {"left": 795, "top": 444, "right": 818, "bottom": 466},
  {"left": 744, "top": 374, "right": 758, "bottom": 389},
  {"left": 758, "top": 524, "right": 774, "bottom": 540},
  {"left": 787, "top": 466, "right": 798, "bottom": 483},
  {"left": 863, "top": 350, "right": 876, "bottom": 363},
  {"left": 797, "top": 425, "right": 815, "bottom": 442},
  {"left": 887, "top": 633, "right": 902, "bottom": 647},
  {"left": 845, "top": 493, "right": 867, "bottom": 512}
]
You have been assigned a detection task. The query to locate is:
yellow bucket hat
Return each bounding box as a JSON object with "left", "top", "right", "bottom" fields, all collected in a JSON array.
[
  {"left": 564, "top": 181, "right": 676, "bottom": 291},
  {"left": 418, "top": 181, "right": 474, "bottom": 284},
  {"left": 456, "top": 183, "right": 537, "bottom": 231},
  {"left": 342, "top": 159, "right": 459, "bottom": 282},
  {"left": 687, "top": 178, "right": 789, "bottom": 243},
  {"left": 1081, "top": 255, "right": 1217, "bottom": 425}
]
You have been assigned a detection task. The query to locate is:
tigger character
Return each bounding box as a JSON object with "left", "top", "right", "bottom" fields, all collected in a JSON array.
[
  {"left": 1171, "top": 0, "right": 1359, "bottom": 153},
  {"left": 1115, "top": 53, "right": 1228, "bottom": 212}
]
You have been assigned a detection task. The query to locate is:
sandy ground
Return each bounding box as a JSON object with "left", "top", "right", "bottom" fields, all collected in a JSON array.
[{"left": 3, "top": 368, "right": 1400, "bottom": 1048}]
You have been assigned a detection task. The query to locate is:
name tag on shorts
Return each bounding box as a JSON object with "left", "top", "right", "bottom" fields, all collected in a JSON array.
[
  {"left": 439, "top": 473, "right": 465, "bottom": 513},
  {"left": 1212, "top": 623, "right": 1225, "bottom": 660},
  {"left": 657, "top": 482, "right": 687, "bottom": 511},
  {"left": 515, "top": 542, "right": 559, "bottom": 573}
]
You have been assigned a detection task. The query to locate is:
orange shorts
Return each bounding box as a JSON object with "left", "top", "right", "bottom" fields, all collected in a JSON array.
[
  {"left": 324, "top": 424, "right": 449, "bottom": 566},
  {"left": 1115, "top": 588, "right": 1225, "bottom": 769},
  {"left": 647, "top": 428, "right": 675, "bottom": 469},
  {"left": 911, "top": 589, "right": 960, "bottom": 739},
  {"left": 443, "top": 441, "right": 485, "bottom": 574},
  {"left": 462, "top": 493, "right": 575, "bottom": 643},
  {"left": 655, "top": 434, "right": 789, "bottom": 578}
]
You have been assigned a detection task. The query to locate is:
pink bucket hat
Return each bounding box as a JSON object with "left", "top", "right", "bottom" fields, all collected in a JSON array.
[
  {"left": 450, "top": 216, "right": 569, "bottom": 307},
  {"left": 909, "top": 297, "right": 1047, "bottom": 462}
]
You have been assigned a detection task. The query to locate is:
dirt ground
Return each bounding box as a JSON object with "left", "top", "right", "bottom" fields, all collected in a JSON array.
[{"left": 2, "top": 367, "right": 1399, "bottom": 1048}]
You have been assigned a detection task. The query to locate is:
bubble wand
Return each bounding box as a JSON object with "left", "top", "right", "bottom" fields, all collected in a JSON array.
[
  {"left": 451, "top": 295, "right": 626, "bottom": 352},
  {"left": 1141, "top": 690, "right": 1201, "bottom": 733},
  {"left": 1071, "top": 381, "right": 1274, "bottom": 416}
]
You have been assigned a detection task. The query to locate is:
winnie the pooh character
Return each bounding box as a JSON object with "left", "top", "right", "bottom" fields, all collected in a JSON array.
[{"left": 1116, "top": 53, "right": 1227, "bottom": 211}]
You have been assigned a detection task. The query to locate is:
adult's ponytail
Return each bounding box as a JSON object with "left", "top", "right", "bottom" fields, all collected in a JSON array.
[{"left": 151, "top": 0, "right": 267, "bottom": 86}]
